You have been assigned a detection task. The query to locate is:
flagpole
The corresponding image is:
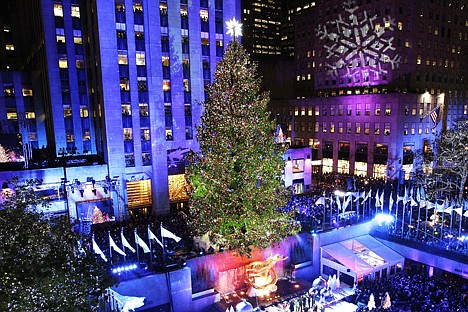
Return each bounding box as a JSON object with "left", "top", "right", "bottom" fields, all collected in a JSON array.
[
  {"left": 134, "top": 229, "right": 140, "bottom": 268},
  {"left": 121, "top": 228, "right": 126, "bottom": 262},
  {"left": 148, "top": 225, "right": 153, "bottom": 270},
  {"left": 458, "top": 202, "right": 464, "bottom": 237},
  {"left": 108, "top": 231, "right": 113, "bottom": 265},
  {"left": 161, "top": 222, "right": 175, "bottom": 312}
]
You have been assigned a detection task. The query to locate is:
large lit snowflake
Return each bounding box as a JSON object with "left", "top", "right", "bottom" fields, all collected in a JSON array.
[{"left": 315, "top": 0, "right": 401, "bottom": 84}]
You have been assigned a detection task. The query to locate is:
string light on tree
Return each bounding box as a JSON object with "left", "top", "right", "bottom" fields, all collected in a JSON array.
[{"left": 226, "top": 18, "right": 242, "bottom": 39}]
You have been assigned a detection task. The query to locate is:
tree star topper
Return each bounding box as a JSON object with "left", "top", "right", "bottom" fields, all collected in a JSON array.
[{"left": 226, "top": 18, "right": 242, "bottom": 38}]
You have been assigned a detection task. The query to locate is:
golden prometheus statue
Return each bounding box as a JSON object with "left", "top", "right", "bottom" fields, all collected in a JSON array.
[{"left": 245, "top": 253, "right": 287, "bottom": 296}]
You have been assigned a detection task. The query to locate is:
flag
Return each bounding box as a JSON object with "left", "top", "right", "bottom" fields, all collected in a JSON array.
[
  {"left": 430, "top": 106, "right": 441, "bottom": 128},
  {"left": 375, "top": 190, "right": 381, "bottom": 208},
  {"left": 315, "top": 196, "right": 325, "bottom": 205},
  {"left": 342, "top": 195, "right": 351, "bottom": 212},
  {"left": 135, "top": 231, "right": 150, "bottom": 253},
  {"left": 109, "top": 233, "right": 126, "bottom": 256},
  {"left": 335, "top": 195, "right": 342, "bottom": 212},
  {"left": 389, "top": 192, "right": 394, "bottom": 212},
  {"left": 148, "top": 226, "right": 163, "bottom": 247},
  {"left": 92, "top": 236, "right": 108, "bottom": 262},
  {"left": 121, "top": 230, "right": 136, "bottom": 253},
  {"left": 161, "top": 226, "right": 181, "bottom": 242}
]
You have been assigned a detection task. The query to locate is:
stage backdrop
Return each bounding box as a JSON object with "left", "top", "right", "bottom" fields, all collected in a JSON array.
[
  {"left": 186, "top": 233, "right": 313, "bottom": 294},
  {"left": 76, "top": 199, "right": 115, "bottom": 224}
]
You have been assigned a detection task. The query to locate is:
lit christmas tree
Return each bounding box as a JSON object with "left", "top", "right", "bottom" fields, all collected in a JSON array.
[
  {"left": 382, "top": 292, "right": 391, "bottom": 309},
  {"left": 367, "top": 293, "right": 376, "bottom": 311},
  {"left": 186, "top": 37, "right": 299, "bottom": 256}
]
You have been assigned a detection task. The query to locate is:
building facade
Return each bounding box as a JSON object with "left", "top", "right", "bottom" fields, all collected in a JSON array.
[
  {"left": 0, "top": 0, "right": 241, "bottom": 220},
  {"left": 271, "top": 0, "right": 468, "bottom": 181}
]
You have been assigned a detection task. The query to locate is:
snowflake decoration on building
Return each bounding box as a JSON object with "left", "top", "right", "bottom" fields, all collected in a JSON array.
[{"left": 315, "top": 0, "right": 401, "bottom": 84}]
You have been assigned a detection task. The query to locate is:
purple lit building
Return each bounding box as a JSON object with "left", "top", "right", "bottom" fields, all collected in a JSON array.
[{"left": 271, "top": 0, "right": 468, "bottom": 182}]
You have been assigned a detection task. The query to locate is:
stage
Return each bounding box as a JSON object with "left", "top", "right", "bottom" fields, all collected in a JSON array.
[
  {"left": 212, "top": 280, "right": 358, "bottom": 311},
  {"left": 212, "top": 279, "right": 311, "bottom": 311}
]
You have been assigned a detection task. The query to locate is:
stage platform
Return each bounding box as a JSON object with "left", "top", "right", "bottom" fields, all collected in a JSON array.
[
  {"left": 212, "top": 280, "right": 358, "bottom": 312},
  {"left": 212, "top": 279, "right": 311, "bottom": 311}
]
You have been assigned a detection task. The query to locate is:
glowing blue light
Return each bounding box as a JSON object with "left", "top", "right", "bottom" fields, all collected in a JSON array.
[{"left": 374, "top": 213, "right": 394, "bottom": 224}]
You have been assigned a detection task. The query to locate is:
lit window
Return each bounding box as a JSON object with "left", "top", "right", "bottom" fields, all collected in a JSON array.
[
  {"left": 71, "top": 5, "right": 80, "bottom": 18},
  {"left": 163, "top": 80, "right": 171, "bottom": 91},
  {"left": 123, "top": 128, "right": 133, "bottom": 141},
  {"left": 162, "top": 56, "right": 169, "bottom": 66},
  {"left": 141, "top": 129, "right": 150, "bottom": 141},
  {"left": 56, "top": 35, "right": 66, "bottom": 43},
  {"left": 118, "top": 51, "right": 128, "bottom": 65},
  {"left": 7, "top": 112, "right": 17, "bottom": 120},
  {"left": 120, "top": 79, "right": 130, "bottom": 91},
  {"left": 417, "top": 55, "right": 421, "bottom": 65},
  {"left": 136, "top": 52, "right": 146, "bottom": 65},
  {"left": 80, "top": 106, "right": 89, "bottom": 118},
  {"left": 375, "top": 103, "right": 381, "bottom": 116},
  {"left": 200, "top": 9, "right": 208, "bottom": 21},
  {"left": 183, "top": 79, "right": 190, "bottom": 92},
  {"left": 63, "top": 106, "right": 72, "bottom": 118},
  {"left": 59, "top": 56, "right": 68, "bottom": 68},
  {"left": 5, "top": 44, "right": 14, "bottom": 51},
  {"left": 22, "top": 87, "right": 33, "bottom": 97},
  {"left": 355, "top": 123, "right": 361, "bottom": 134},
  {"left": 54, "top": 4, "right": 63, "bottom": 17},
  {"left": 76, "top": 60, "right": 85, "bottom": 69},
  {"left": 25, "top": 112, "right": 35, "bottom": 119},
  {"left": 122, "top": 104, "right": 131, "bottom": 115},
  {"left": 83, "top": 132, "right": 91, "bottom": 141},
  {"left": 398, "top": 21, "right": 403, "bottom": 30}
]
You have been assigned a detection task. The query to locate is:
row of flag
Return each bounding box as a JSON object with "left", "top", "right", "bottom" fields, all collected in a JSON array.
[
  {"left": 92, "top": 225, "right": 181, "bottom": 262},
  {"left": 314, "top": 185, "right": 468, "bottom": 216}
]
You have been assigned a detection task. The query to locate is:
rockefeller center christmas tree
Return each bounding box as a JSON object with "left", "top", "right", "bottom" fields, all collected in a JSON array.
[{"left": 187, "top": 39, "right": 299, "bottom": 256}]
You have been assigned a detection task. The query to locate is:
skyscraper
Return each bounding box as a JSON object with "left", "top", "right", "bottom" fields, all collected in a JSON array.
[
  {"left": 270, "top": 0, "right": 468, "bottom": 182},
  {"left": 0, "top": 0, "right": 241, "bottom": 219}
]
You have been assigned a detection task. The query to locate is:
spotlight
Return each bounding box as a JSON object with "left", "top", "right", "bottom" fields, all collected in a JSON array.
[{"left": 374, "top": 213, "right": 394, "bottom": 225}]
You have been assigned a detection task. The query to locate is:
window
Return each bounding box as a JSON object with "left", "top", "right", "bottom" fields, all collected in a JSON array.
[
  {"left": 374, "top": 122, "right": 380, "bottom": 135},
  {"left": 22, "top": 87, "right": 33, "bottom": 97},
  {"left": 338, "top": 122, "right": 343, "bottom": 133},
  {"left": 385, "top": 103, "right": 391, "bottom": 115},
  {"left": 54, "top": 3, "right": 63, "bottom": 17},
  {"left": 136, "top": 52, "right": 145, "bottom": 65},
  {"left": 141, "top": 129, "right": 150, "bottom": 141},
  {"left": 375, "top": 103, "right": 381, "bottom": 116},
  {"left": 365, "top": 104, "right": 370, "bottom": 116},
  {"left": 308, "top": 107, "right": 313, "bottom": 116},
  {"left": 315, "top": 122, "right": 319, "bottom": 133},
  {"left": 123, "top": 128, "right": 133, "bottom": 141},
  {"left": 347, "top": 105, "right": 352, "bottom": 115},
  {"left": 118, "top": 51, "right": 128, "bottom": 64},
  {"left": 163, "top": 80, "right": 171, "bottom": 91},
  {"left": 355, "top": 122, "right": 361, "bottom": 134},
  {"left": 322, "top": 122, "right": 327, "bottom": 133},
  {"left": 71, "top": 5, "right": 80, "bottom": 18},
  {"left": 385, "top": 123, "right": 391, "bottom": 135},
  {"left": 63, "top": 105, "right": 72, "bottom": 118},
  {"left": 330, "top": 122, "right": 335, "bottom": 133},
  {"left": 356, "top": 103, "right": 361, "bottom": 116},
  {"left": 315, "top": 106, "right": 320, "bottom": 116},
  {"left": 120, "top": 79, "right": 130, "bottom": 91},
  {"left": 58, "top": 55, "right": 68, "bottom": 68},
  {"left": 80, "top": 106, "right": 89, "bottom": 118},
  {"left": 364, "top": 122, "right": 370, "bottom": 135},
  {"left": 139, "top": 103, "right": 149, "bottom": 116}
]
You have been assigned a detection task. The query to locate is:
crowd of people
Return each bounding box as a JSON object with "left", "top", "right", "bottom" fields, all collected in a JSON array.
[{"left": 355, "top": 270, "right": 468, "bottom": 311}]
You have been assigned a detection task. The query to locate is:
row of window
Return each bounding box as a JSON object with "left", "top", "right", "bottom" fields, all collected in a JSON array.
[
  {"left": 294, "top": 103, "right": 393, "bottom": 117},
  {"left": 295, "top": 121, "right": 392, "bottom": 135}
]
